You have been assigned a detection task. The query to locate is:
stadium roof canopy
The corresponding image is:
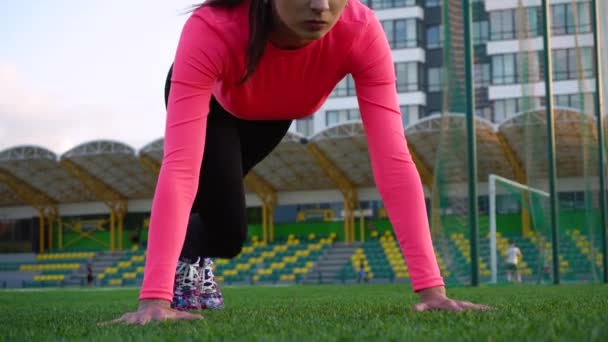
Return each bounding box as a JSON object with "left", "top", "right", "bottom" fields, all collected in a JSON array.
[
  {"left": 310, "top": 122, "right": 375, "bottom": 187},
  {"left": 0, "top": 145, "right": 97, "bottom": 205},
  {"left": 61, "top": 140, "right": 158, "bottom": 200},
  {"left": 246, "top": 132, "right": 336, "bottom": 192},
  {"left": 499, "top": 108, "right": 604, "bottom": 179},
  {"left": 0, "top": 110, "right": 606, "bottom": 210},
  {"left": 405, "top": 114, "right": 516, "bottom": 184},
  {"left": 140, "top": 138, "right": 164, "bottom": 165}
]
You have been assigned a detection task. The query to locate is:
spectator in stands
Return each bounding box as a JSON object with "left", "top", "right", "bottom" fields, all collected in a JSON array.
[
  {"left": 540, "top": 248, "right": 552, "bottom": 284},
  {"left": 86, "top": 264, "right": 94, "bottom": 287},
  {"left": 357, "top": 258, "right": 367, "bottom": 284},
  {"left": 107, "top": 0, "right": 491, "bottom": 325},
  {"left": 506, "top": 241, "right": 523, "bottom": 283},
  {"left": 130, "top": 233, "right": 141, "bottom": 250}
]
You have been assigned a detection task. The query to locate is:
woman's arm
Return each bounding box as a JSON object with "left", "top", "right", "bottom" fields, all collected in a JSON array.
[
  {"left": 349, "top": 15, "right": 491, "bottom": 311},
  {"left": 139, "top": 12, "right": 226, "bottom": 302},
  {"left": 349, "top": 15, "right": 444, "bottom": 293}
]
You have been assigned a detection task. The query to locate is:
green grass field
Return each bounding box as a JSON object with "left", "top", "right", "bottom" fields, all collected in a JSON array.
[{"left": 1, "top": 284, "right": 607, "bottom": 341}]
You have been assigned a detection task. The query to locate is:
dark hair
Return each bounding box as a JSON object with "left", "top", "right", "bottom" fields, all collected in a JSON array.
[{"left": 192, "top": 0, "right": 271, "bottom": 84}]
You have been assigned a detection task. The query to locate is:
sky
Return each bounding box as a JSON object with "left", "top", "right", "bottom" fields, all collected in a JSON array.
[
  {"left": 1, "top": 0, "right": 196, "bottom": 154},
  {"left": 2, "top": 1, "right": 608, "bottom": 156}
]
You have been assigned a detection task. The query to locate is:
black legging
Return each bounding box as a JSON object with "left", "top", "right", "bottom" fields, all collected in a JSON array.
[{"left": 164, "top": 65, "right": 292, "bottom": 260}]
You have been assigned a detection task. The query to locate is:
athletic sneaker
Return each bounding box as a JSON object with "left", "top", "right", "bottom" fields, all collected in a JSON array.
[
  {"left": 199, "top": 258, "right": 224, "bottom": 309},
  {"left": 172, "top": 257, "right": 202, "bottom": 310}
]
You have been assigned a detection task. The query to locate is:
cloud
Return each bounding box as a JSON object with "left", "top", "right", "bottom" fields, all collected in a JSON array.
[{"left": 0, "top": 63, "right": 161, "bottom": 155}]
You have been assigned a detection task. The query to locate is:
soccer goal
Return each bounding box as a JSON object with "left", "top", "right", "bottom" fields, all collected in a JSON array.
[{"left": 488, "top": 174, "right": 550, "bottom": 284}]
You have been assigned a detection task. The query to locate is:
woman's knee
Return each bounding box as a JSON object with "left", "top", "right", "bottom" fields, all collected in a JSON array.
[{"left": 211, "top": 237, "right": 244, "bottom": 259}]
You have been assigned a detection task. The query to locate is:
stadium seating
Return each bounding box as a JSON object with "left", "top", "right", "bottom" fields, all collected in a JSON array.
[
  {"left": 216, "top": 234, "right": 334, "bottom": 284},
  {"left": 2, "top": 223, "right": 605, "bottom": 289},
  {"left": 10, "top": 252, "right": 95, "bottom": 287}
]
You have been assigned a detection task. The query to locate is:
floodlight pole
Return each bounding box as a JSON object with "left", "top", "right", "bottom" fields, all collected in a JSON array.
[
  {"left": 541, "top": 0, "right": 560, "bottom": 284},
  {"left": 463, "top": 0, "right": 479, "bottom": 286},
  {"left": 590, "top": 0, "right": 608, "bottom": 283}
]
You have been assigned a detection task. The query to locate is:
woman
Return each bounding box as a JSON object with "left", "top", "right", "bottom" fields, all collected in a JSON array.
[{"left": 113, "top": 0, "right": 490, "bottom": 324}]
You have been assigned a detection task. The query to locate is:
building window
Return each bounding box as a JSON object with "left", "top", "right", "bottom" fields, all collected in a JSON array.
[
  {"left": 490, "top": 8, "right": 539, "bottom": 41},
  {"left": 382, "top": 19, "right": 420, "bottom": 49},
  {"left": 364, "top": 0, "right": 418, "bottom": 9},
  {"left": 476, "top": 107, "right": 492, "bottom": 121},
  {"left": 326, "top": 108, "right": 361, "bottom": 127},
  {"left": 552, "top": 48, "right": 594, "bottom": 81},
  {"left": 295, "top": 117, "right": 314, "bottom": 137},
  {"left": 427, "top": 67, "right": 442, "bottom": 92},
  {"left": 330, "top": 74, "right": 356, "bottom": 98},
  {"left": 493, "top": 97, "right": 543, "bottom": 122},
  {"left": 493, "top": 98, "right": 517, "bottom": 122},
  {"left": 400, "top": 105, "right": 422, "bottom": 127},
  {"left": 522, "top": 7, "right": 541, "bottom": 38},
  {"left": 490, "top": 9, "right": 516, "bottom": 41},
  {"left": 396, "top": 62, "right": 422, "bottom": 92},
  {"left": 491, "top": 54, "right": 516, "bottom": 85},
  {"left": 425, "top": 0, "right": 439, "bottom": 7},
  {"left": 473, "top": 20, "right": 489, "bottom": 45},
  {"left": 552, "top": 49, "right": 570, "bottom": 81},
  {"left": 474, "top": 63, "right": 490, "bottom": 88},
  {"left": 491, "top": 52, "right": 543, "bottom": 85},
  {"left": 426, "top": 25, "right": 442, "bottom": 49},
  {"left": 554, "top": 93, "right": 595, "bottom": 113},
  {"left": 552, "top": 2, "right": 591, "bottom": 35}
]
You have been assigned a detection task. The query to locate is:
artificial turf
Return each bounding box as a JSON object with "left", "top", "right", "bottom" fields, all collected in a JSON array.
[{"left": 0, "top": 284, "right": 606, "bottom": 341}]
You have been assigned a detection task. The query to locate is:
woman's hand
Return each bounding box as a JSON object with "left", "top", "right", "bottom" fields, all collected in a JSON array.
[
  {"left": 99, "top": 299, "right": 203, "bottom": 326},
  {"left": 412, "top": 286, "right": 493, "bottom": 312}
]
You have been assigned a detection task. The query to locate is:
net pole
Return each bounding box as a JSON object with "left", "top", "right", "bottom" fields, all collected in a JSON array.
[
  {"left": 462, "top": 0, "right": 479, "bottom": 286},
  {"left": 541, "top": 0, "right": 560, "bottom": 285},
  {"left": 590, "top": 0, "right": 608, "bottom": 283},
  {"left": 491, "top": 174, "right": 550, "bottom": 197},
  {"left": 489, "top": 175, "right": 497, "bottom": 284}
]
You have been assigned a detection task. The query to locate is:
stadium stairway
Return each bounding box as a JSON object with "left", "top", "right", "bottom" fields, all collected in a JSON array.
[
  {"left": 302, "top": 242, "right": 361, "bottom": 284},
  {"left": 566, "top": 229, "right": 604, "bottom": 280},
  {"left": 62, "top": 251, "right": 122, "bottom": 287}
]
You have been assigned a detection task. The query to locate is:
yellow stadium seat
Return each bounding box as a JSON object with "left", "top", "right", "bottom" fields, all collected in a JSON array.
[
  {"left": 295, "top": 250, "right": 310, "bottom": 257},
  {"left": 273, "top": 245, "right": 287, "bottom": 252},
  {"left": 105, "top": 267, "right": 118, "bottom": 274},
  {"left": 109, "top": 279, "right": 123, "bottom": 286},
  {"left": 283, "top": 256, "right": 297, "bottom": 263},
  {"left": 131, "top": 255, "right": 144, "bottom": 262}
]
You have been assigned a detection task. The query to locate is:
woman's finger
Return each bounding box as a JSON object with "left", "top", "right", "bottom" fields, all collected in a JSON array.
[
  {"left": 455, "top": 300, "right": 493, "bottom": 311},
  {"left": 135, "top": 314, "right": 153, "bottom": 325},
  {"left": 97, "top": 313, "right": 133, "bottom": 326},
  {"left": 411, "top": 302, "right": 431, "bottom": 312},
  {"left": 444, "top": 300, "right": 464, "bottom": 312},
  {"left": 175, "top": 311, "right": 204, "bottom": 320}
]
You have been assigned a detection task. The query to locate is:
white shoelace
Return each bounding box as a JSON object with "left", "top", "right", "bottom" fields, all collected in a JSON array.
[
  {"left": 176, "top": 257, "right": 201, "bottom": 291},
  {"left": 201, "top": 258, "right": 217, "bottom": 293}
]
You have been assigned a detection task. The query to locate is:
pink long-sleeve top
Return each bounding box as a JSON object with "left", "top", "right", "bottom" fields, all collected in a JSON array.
[{"left": 140, "top": 0, "right": 444, "bottom": 301}]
